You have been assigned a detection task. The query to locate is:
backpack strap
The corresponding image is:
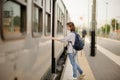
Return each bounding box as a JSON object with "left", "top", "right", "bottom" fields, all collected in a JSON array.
[
  {"left": 68, "top": 41, "right": 76, "bottom": 54},
  {"left": 68, "top": 41, "right": 72, "bottom": 43},
  {"left": 68, "top": 41, "right": 73, "bottom": 46}
]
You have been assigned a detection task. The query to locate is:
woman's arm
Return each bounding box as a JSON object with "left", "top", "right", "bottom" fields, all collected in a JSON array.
[
  {"left": 51, "top": 37, "right": 60, "bottom": 41},
  {"left": 50, "top": 33, "right": 71, "bottom": 42}
]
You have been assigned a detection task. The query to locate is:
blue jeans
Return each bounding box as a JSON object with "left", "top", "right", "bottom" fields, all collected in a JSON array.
[{"left": 68, "top": 53, "right": 83, "bottom": 78}]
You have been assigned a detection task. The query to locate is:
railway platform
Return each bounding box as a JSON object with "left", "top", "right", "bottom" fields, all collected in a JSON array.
[{"left": 60, "top": 51, "right": 95, "bottom": 80}]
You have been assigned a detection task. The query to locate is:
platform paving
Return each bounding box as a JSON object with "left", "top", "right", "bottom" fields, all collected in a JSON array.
[{"left": 61, "top": 51, "right": 96, "bottom": 80}]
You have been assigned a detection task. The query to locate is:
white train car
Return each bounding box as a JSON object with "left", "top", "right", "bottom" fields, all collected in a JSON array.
[{"left": 0, "top": 0, "right": 70, "bottom": 80}]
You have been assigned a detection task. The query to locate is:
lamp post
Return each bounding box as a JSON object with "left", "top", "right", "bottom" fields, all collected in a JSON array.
[
  {"left": 88, "top": 0, "right": 93, "bottom": 36},
  {"left": 88, "top": 0, "right": 90, "bottom": 36},
  {"left": 105, "top": 2, "right": 108, "bottom": 37},
  {"left": 91, "top": 0, "right": 96, "bottom": 56}
]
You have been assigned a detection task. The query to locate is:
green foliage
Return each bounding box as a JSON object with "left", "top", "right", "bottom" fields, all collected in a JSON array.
[
  {"left": 101, "top": 26, "right": 105, "bottom": 34},
  {"left": 111, "top": 18, "right": 119, "bottom": 30},
  {"left": 101, "top": 24, "right": 110, "bottom": 34},
  {"left": 105, "top": 24, "right": 110, "bottom": 34}
]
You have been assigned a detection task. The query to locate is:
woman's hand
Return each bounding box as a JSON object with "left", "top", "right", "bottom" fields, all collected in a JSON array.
[
  {"left": 51, "top": 37, "right": 55, "bottom": 40},
  {"left": 52, "top": 37, "right": 59, "bottom": 41},
  {"left": 49, "top": 37, "right": 59, "bottom": 41}
]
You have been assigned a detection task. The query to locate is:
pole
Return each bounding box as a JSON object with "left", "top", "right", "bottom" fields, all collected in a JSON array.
[
  {"left": 91, "top": 0, "right": 96, "bottom": 56},
  {"left": 51, "top": 0, "right": 56, "bottom": 73},
  {"left": 0, "top": 0, "right": 3, "bottom": 39},
  {"left": 0, "top": 0, "right": 2, "bottom": 35},
  {"left": 105, "top": 2, "right": 108, "bottom": 37},
  {"left": 88, "top": 0, "right": 90, "bottom": 36},
  {"left": 115, "top": 19, "right": 117, "bottom": 32}
]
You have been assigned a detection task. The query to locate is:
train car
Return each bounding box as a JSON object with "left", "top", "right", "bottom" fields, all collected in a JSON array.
[{"left": 0, "top": 0, "right": 70, "bottom": 80}]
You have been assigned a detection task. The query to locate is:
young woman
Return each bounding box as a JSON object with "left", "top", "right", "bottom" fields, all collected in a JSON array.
[{"left": 51, "top": 22, "right": 85, "bottom": 79}]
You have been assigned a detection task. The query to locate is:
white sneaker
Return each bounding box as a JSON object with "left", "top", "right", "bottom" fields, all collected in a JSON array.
[
  {"left": 80, "top": 73, "right": 85, "bottom": 79},
  {"left": 73, "top": 77, "right": 77, "bottom": 80},
  {"left": 68, "top": 77, "right": 77, "bottom": 80}
]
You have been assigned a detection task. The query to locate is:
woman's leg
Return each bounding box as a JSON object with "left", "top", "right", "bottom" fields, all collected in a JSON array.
[
  {"left": 68, "top": 53, "right": 77, "bottom": 78},
  {"left": 74, "top": 51, "right": 84, "bottom": 74},
  {"left": 76, "top": 63, "right": 83, "bottom": 74}
]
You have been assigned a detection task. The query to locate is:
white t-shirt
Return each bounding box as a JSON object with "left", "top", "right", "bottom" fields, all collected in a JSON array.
[{"left": 60, "top": 32, "right": 76, "bottom": 53}]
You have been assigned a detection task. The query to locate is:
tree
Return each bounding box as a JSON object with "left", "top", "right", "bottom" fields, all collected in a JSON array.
[
  {"left": 101, "top": 24, "right": 110, "bottom": 35},
  {"left": 101, "top": 26, "right": 105, "bottom": 34},
  {"left": 111, "top": 19, "right": 119, "bottom": 31},
  {"left": 105, "top": 24, "right": 111, "bottom": 34}
]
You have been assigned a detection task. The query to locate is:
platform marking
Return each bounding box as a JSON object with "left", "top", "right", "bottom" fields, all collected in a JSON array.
[{"left": 85, "top": 38, "right": 120, "bottom": 66}]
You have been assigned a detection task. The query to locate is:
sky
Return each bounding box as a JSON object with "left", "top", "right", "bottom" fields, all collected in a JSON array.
[
  {"left": 63, "top": 0, "right": 120, "bottom": 28},
  {"left": 63, "top": 0, "right": 89, "bottom": 26}
]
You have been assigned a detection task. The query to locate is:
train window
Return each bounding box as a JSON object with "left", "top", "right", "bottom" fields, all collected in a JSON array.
[
  {"left": 38, "top": 0, "right": 43, "bottom": 6},
  {"left": 3, "top": 1, "right": 26, "bottom": 40},
  {"left": 21, "top": 0, "right": 27, "bottom": 2},
  {"left": 59, "top": 9, "right": 62, "bottom": 22},
  {"left": 62, "top": 14, "right": 65, "bottom": 26},
  {"left": 57, "top": 21, "right": 63, "bottom": 34},
  {"left": 45, "top": 13, "right": 51, "bottom": 36},
  {"left": 34, "top": 0, "right": 43, "bottom": 7},
  {"left": 57, "top": 6, "right": 59, "bottom": 20},
  {"left": 32, "top": 5, "right": 43, "bottom": 37},
  {"left": 59, "top": 8, "right": 61, "bottom": 21},
  {"left": 46, "top": 0, "right": 51, "bottom": 13},
  {"left": 41, "top": 0, "right": 43, "bottom": 6}
]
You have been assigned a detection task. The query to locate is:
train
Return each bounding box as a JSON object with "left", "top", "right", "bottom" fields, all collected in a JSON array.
[{"left": 0, "top": 0, "right": 70, "bottom": 80}]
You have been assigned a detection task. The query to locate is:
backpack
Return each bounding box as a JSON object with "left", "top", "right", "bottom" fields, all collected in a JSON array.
[{"left": 69, "top": 32, "right": 84, "bottom": 51}]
